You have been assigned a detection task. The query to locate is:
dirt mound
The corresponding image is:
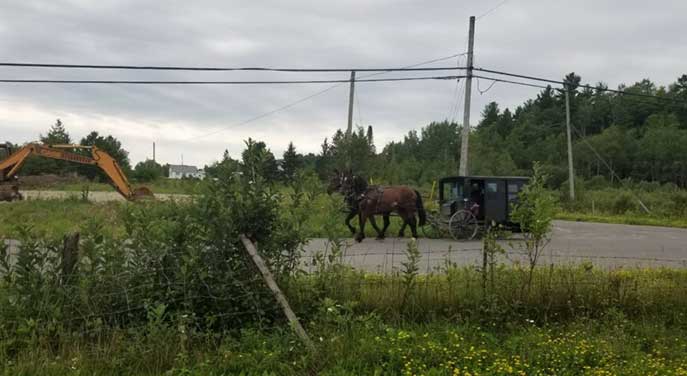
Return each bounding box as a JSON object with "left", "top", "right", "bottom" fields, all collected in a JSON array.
[{"left": 16, "top": 174, "right": 87, "bottom": 188}]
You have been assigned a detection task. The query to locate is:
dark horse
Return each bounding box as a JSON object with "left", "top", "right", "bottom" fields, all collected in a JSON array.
[
  {"left": 327, "top": 170, "right": 388, "bottom": 238},
  {"left": 328, "top": 170, "right": 426, "bottom": 242}
]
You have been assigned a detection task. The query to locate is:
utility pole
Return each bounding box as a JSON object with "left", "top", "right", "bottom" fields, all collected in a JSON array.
[
  {"left": 565, "top": 85, "right": 575, "bottom": 200},
  {"left": 459, "top": 16, "right": 475, "bottom": 176},
  {"left": 346, "top": 71, "right": 356, "bottom": 136},
  {"left": 152, "top": 142, "right": 156, "bottom": 163}
]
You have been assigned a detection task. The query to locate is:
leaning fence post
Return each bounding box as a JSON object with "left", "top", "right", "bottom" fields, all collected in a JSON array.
[
  {"left": 62, "top": 232, "right": 80, "bottom": 283},
  {"left": 239, "top": 234, "right": 316, "bottom": 353}
]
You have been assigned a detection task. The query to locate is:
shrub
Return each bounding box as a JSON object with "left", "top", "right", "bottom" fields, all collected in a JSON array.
[{"left": 611, "top": 191, "right": 636, "bottom": 214}]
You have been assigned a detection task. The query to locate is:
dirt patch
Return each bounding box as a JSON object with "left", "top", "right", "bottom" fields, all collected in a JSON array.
[
  {"left": 17, "top": 174, "right": 87, "bottom": 188},
  {"left": 22, "top": 190, "right": 191, "bottom": 202}
]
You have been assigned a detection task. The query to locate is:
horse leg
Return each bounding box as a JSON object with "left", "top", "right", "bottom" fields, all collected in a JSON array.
[
  {"left": 370, "top": 215, "right": 384, "bottom": 239},
  {"left": 397, "top": 209, "right": 408, "bottom": 237},
  {"left": 356, "top": 211, "right": 368, "bottom": 243},
  {"left": 379, "top": 214, "right": 391, "bottom": 239},
  {"left": 407, "top": 214, "right": 418, "bottom": 238},
  {"left": 345, "top": 210, "right": 357, "bottom": 235}
]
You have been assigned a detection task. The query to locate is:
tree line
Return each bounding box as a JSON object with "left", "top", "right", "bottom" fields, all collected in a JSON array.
[
  {"left": 4, "top": 120, "right": 168, "bottom": 182},
  {"left": 278, "top": 72, "right": 687, "bottom": 189}
]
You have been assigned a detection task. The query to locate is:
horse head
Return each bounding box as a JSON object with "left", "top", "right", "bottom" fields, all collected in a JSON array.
[{"left": 326, "top": 169, "right": 345, "bottom": 195}]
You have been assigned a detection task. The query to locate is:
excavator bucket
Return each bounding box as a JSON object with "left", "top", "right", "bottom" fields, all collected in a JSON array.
[
  {"left": 131, "top": 186, "right": 155, "bottom": 200},
  {"left": 0, "top": 184, "right": 23, "bottom": 202}
]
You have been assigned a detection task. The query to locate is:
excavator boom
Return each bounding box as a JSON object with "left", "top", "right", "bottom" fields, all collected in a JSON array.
[{"left": 0, "top": 143, "right": 153, "bottom": 201}]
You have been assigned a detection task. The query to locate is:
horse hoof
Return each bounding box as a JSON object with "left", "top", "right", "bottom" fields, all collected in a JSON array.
[
  {"left": 376, "top": 235, "right": 385, "bottom": 240},
  {"left": 355, "top": 234, "right": 365, "bottom": 242}
]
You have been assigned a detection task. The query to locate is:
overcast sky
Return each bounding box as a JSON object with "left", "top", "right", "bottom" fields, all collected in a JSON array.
[{"left": 1, "top": 0, "right": 685, "bottom": 166}]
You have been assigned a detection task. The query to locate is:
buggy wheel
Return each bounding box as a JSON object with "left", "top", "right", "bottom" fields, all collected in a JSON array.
[{"left": 448, "top": 210, "right": 478, "bottom": 241}]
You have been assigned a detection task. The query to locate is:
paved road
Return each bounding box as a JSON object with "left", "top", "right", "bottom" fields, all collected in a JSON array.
[
  {"left": 4, "top": 221, "right": 687, "bottom": 273},
  {"left": 302, "top": 221, "right": 687, "bottom": 272}
]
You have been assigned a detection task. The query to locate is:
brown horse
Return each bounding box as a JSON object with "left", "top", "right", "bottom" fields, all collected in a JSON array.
[
  {"left": 327, "top": 170, "right": 388, "bottom": 238},
  {"left": 330, "top": 170, "right": 426, "bottom": 242},
  {"left": 355, "top": 184, "right": 426, "bottom": 242}
]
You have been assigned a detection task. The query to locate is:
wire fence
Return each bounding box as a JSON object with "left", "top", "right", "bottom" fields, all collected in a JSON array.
[
  {"left": 300, "top": 236, "right": 687, "bottom": 274},
  {"left": 3, "top": 233, "right": 687, "bottom": 339}
]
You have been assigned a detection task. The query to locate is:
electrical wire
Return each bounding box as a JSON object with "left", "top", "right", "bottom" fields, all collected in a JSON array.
[
  {"left": 474, "top": 67, "right": 687, "bottom": 104},
  {"left": 476, "top": 0, "right": 511, "bottom": 19},
  {"left": 476, "top": 77, "right": 497, "bottom": 94},
  {"left": 473, "top": 75, "right": 550, "bottom": 90},
  {"left": 0, "top": 75, "right": 464, "bottom": 85},
  {"left": 187, "top": 52, "right": 468, "bottom": 140},
  {"left": 0, "top": 62, "right": 465, "bottom": 73}
]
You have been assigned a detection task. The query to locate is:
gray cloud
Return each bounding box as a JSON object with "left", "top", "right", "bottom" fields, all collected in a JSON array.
[{"left": 0, "top": 0, "right": 685, "bottom": 166}]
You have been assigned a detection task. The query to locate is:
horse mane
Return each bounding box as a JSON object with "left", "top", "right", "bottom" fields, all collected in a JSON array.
[{"left": 351, "top": 174, "right": 368, "bottom": 194}]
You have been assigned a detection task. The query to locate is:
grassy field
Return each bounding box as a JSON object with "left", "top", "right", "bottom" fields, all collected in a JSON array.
[
  {"left": 4, "top": 192, "right": 687, "bottom": 240},
  {"left": 4, "top": 318, "right": 687, "bottom": 375},
  {"left": 556, "top": 211, "right": 687, "bottom": 229},
  {"left": 0, "top": 199, "right": 125, "bottom": 237},
  {"left": 3, "top": 265, "right": 687, "bottom": 375}
]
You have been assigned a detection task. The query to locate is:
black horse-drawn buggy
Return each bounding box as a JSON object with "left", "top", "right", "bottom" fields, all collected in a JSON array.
[
  {"left": 423, "top": 175, "right": 529, "bottom": 240},
  {"left": 329, "top": 170, "right": 528, "bottom": 241}
]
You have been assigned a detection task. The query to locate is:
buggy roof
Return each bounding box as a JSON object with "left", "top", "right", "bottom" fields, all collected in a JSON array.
[{"left": 439, "top": 175, "right": 530, "bottom": 182}]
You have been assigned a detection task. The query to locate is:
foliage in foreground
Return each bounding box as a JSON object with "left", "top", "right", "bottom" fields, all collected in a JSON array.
[{"left": 3, "top": 314, "right": 687, "bottom": 375}]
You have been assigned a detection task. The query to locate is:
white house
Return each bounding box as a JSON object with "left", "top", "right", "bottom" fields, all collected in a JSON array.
[{"left": 168, "top": 164, "right": 205, "bottom": 179}]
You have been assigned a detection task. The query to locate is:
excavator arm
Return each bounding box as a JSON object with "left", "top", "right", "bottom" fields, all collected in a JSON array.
[{"left": 0, "top": 143, "right": 152, "bottom": 201}]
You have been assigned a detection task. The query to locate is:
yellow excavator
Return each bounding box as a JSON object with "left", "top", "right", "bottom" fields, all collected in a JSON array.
[{"left": 0, "top": 143, "right": 153, "bottom": 201}]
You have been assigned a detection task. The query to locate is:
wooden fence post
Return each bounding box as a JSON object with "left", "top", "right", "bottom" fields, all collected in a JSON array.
[
  {"left": 62, "top": 232, "right": 80, "bottom": 283},
  {"left": 239, "top": 234, "right": 316, "bottom": 353}
]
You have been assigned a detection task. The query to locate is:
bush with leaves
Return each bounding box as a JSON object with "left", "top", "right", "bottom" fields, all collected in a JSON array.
[
  {"left": 510, "top": 162, "right": 557, "bottom": 291},
  {"left": 0, "top": 140, "right": 308, "bottom": 341}
]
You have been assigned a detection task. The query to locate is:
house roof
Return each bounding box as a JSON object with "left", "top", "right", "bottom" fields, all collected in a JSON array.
[{"left": 169, "top": 164, "right": 200, "bottom": 174}]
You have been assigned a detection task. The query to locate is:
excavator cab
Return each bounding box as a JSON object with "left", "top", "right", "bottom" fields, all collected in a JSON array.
[{"left": 0, "top": 143, "right": 22, "bottom": 201}]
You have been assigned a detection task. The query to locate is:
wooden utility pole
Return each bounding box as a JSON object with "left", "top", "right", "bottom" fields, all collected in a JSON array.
[
  {"left": 565, "top": 86, "right": 575, "bottom": 200},
  {"left": 459, "top": 16, "right": 475, "bottom": 176},
  {"left": 346, "top": 71, "right": 356, "bottom": 136},
  {"left": 239, "top": 235, "right": 316, "bottom": 353}
]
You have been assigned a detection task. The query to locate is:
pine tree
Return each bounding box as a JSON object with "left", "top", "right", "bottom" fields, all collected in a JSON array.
[
  {"left": 41, "top": 119, "right": 71, "bottom": 145},
  {"left": 281, "top": 142, "right": 301, "bottom": 182}
]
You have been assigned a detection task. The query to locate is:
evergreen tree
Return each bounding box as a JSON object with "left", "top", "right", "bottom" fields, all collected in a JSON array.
[
  {"left": 40, "top": 119, "right": 71, "bottom": 145},
  {"left": 281, "top": 142, "right": 302, "bottom": 182}
]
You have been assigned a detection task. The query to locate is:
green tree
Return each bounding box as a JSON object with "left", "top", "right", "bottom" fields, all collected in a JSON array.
[
  {"left": 133, "top": 159, "right": 164, "bottom": 182},
  {"left": 241, "top": 138, "right": 279, "bottom": 183},
  {"left": 206, "top": 150, "right": 239, "bottom": 179},
  {"left": 40, "top": 119, "right": 71, "bottom": 145},
  {"left": 22, "top": 119, "right": 73, "bottom": 175},
  {"left": 281, "top": 142, "right": 302, "bottom": 182},
  {"left": 510, "top": 162, "right": 557, "bottom": 291},
  {"left": 78, "top": 131, "right": 131, "bottom": 180}
]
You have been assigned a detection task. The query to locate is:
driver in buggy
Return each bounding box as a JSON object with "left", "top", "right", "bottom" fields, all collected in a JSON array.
[{"left": 468, "top": 182, "right": 481, "bottom": 217}]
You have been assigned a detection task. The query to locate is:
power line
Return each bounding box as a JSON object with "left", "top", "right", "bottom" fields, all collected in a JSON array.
[
  {"left": 476, "top": 0, "right": 511, "bottom": 19},
  {"left": 187, "top": 52, "right": 469, "bottom": 140},
  {"left": 474, "top": 75, "right": 550, "bottom": 90},
  {"left": 0, "top": 61, "right": 466, "bottom": 73},
  {"left": 474, "top": 67, "right": 687, "bottom": 104},
  {"left": 476, "top": 77, "right": 497, "bottom": 94},
  {"left": 0, "top": 75, "right": 464, "bottom": 85}
]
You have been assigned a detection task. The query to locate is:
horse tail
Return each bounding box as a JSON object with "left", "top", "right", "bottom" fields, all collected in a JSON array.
[{"left": 414, "top": 189, "right": 427, "bottom": 226}]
